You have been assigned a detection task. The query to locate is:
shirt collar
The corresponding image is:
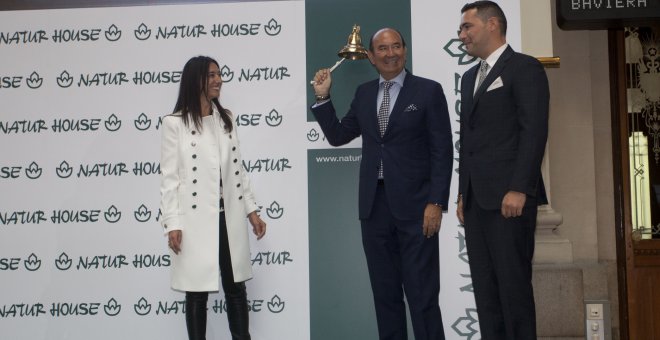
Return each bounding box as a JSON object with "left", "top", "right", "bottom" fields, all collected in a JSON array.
[
  {"left": 379, "top": 69, "right": 406, "bottom": 87},
  {"left": 481, "top": 43, "right": 508, "bottom": 68}
]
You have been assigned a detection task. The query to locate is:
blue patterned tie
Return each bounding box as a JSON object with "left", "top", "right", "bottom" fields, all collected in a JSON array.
[
  {"left": 377, "top": 81, "right": 393, "bottom": 137},
  {"left": 377, "top": 81, "right": 393, "bottom": 179}
]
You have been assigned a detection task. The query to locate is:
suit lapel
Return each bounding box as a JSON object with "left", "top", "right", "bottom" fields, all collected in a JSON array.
[
  {"left": 462, "top": 66, "right": 478, "bottom": 125},
  {"left": 384, "top": 72, "right": 415, "bottom": 137},
  {"left": 471, "top": 46, "right": 514, "bottom": 112},
  {"left": 364, "top": 79, "right": 381, "bottom": 139}
]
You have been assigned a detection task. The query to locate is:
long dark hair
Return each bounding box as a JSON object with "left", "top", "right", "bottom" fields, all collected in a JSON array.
[{"left": 172, "top": 56, "right": 233, "bottom": 132}]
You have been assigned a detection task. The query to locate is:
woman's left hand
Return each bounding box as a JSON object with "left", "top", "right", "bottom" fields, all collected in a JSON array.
[{"left": 248, "top": 211, "right": 266, "bottom": 240}]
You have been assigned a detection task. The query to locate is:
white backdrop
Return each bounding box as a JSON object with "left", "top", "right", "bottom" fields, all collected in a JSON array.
[
  {"left": 0, "top": 1, "right": 521, "bottom": 339},
  {"left": 0, "top": 2, "right": 308, "bottom": 340}
]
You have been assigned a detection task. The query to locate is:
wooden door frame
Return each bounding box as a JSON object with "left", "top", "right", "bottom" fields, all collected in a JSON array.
[{"left": 609, "top": 28, "right": 630, "bottom": 340}]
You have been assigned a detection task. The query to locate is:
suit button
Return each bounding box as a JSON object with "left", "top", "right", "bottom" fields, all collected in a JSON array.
[
  {"left": 192, "top": 131, "right": 196, "bottom": 135},
  {"left": 232, "top": 146, "right": 236, "bottom": 151},
  {"left": 192, "top": 192, "right": 197, "bottom": 196},
  {"left": 235, "top": 171, "right": 239, "bottom": 175},
  {"left": 191, "top": 142, "right": 196, "bottom": 147},
  {"left": 192, "top": 154, "right": 197, "bottom": 159},
  {"left": 193, "top": 179, "right": 197, "bottom": 184},
  {"left": 192, "top": 166, "right": 197, "bottom": 171},
  {"left": 233, "top": 159, "right": 237, "bottom": 163},
  {"left": 236, "top": 183, "right": 241, "bottom": 188},
  {"left": 238, "top": 196, "right": 243, "bottom": 200},
  {"left": 192, "top": 205, "right": 197, "bottom": 209}
]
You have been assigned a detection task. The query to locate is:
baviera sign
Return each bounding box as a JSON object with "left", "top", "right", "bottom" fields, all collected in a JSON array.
[{"left": 556, "top": 0, "right": 660, "bottom": 29}]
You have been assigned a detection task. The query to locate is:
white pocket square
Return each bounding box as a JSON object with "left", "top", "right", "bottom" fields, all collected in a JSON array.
[
  {"left": 486, "top": 77, "right": 503, "bottom": 92},
  {"left": 403, "top": 104, "right": 418, "bottom": 112}
]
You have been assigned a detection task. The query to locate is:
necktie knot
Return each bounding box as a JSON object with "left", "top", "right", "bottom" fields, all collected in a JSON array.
[{"left": 382, "top": 81, "right": 393, "bottom": 91}]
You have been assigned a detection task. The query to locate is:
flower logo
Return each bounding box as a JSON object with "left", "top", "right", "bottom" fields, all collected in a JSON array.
[
  {"left": 307, "top": 128, "right": 320, "bottom": 142},
  {"left": 105, "top": 24, "right": 122, "bottom": 41},
  {"left": 134, "top": 297, "right": 152, "bottom": 316},
  {"left": 451, "top": 308, "right": 480, "bottom": 339},
  {"left": 266, "top": 201, "right": 284, "bottom": 219},
  {"left": 134, "top": 23, "right": 152, "bottom": 40},
  {"left": 104, "top": 298, "right": 122, "bottom": 316},
  {"left": 134, "top": 113, "right": 152, "bottom": 131},
  {"left": 105, "top": 114, "right": 122, "bottom": 132},
  {"left": 264, "top": 19, "right": 282, "bottom": 36},
  {"left": 25, "top": 161, "right": 42, "bottom": 179},
  {"left": 56, "top": 161, "right": 73, "bottom": 178},
  {"left": 55, "top": 252, "right": 73, "bottom": 270},
  {"left": 26, "top": 71, "right": 43, "bottom": 89},
  {"left": 220, "top": 65, "right": 234, "bottom": 83},
  {"left": 134, "top": 204, "right": 152, "bottom": 222},
  {"left": 443, "top": 38, "right": 477, "bottom": 66},
  {"left": 56, "top": 71, "right": 74, "bottom": 88},
  {"left": 267, "top": 295, "right": 285, "bottom": 313},
  {"left": 265, "top": 109, "right": 283, "bottom": 127},
  {"left": 24, "top": 253, "right": 42, "bottom": 271},
  {"left": 104, "top": 205, "right": 122, "bottom": 223}
]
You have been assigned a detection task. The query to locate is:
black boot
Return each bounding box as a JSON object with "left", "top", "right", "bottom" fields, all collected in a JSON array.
[
  {"left": 185, "top": 292, "right": 208, "bottom": 340},
  {"left": 225, "top": 282, "right": 251, "bottom": 340}
]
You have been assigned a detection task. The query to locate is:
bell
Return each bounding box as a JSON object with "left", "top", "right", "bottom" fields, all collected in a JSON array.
[
  {"left": 309, "top": 25, "right": 368, "bottom": 85},
  {"left": 337, "top": 25, "right": 369, "bottom": 60}
]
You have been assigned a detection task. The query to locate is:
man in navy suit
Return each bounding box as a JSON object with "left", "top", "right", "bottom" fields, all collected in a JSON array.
[
  {"left": 456, "top": 2, "right": 549, "bottom": 339},
  {"left": 311, "top": 28, "right": 452, "bottom": 340}
]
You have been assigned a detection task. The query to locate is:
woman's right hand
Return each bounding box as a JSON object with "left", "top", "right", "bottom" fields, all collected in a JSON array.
[{"left": 168, "top": 230, "right": 182, "bottom": 254}]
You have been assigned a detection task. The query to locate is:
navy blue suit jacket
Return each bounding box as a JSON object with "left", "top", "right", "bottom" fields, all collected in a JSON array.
[
  {"left": 312, "top": 72, "right": 453, "bottom": 220},
  {"left": 459, "top": 46, "right": 549, "bottom": 209}
]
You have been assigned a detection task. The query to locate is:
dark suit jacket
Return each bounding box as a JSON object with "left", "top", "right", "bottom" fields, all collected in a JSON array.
[
  {"left": 311, "top": 72, "right": 453, "bottom": 220},
  {"left": 459, "top": 46, "right": 549, "bottom": 210}
]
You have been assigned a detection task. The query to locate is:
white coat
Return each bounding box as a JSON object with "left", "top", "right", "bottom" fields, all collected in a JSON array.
[{"left": 159, "top": 105, "right": 259, "bottom": 292}]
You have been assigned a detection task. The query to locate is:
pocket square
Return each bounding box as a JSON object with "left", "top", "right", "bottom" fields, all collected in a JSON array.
[
  {"left": 403, "top": 104, "right": 418, "bottom": 112},
  {"left": 486, "top": 77, "right": 503, "bottom": 92}
]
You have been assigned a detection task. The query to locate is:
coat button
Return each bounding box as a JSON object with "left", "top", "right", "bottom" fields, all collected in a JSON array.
[
  {"left": 192, "top": 131, "right": 196, "bottom": 135},
  {"left": 193, "top": 179, "right": 197, "bottom": 184},
  {"left": 233, "top": 159, "right": 238, "bottom": 163},
  {"left": 191, "top": 142, "right": 196, "bottom": 147},
  {"left": 235, "top": 171, "right": 239, "bottom": 175},
  {"left": 192, "top": 166, "right": 197, "bottom": 171},
  {"left": 232, "top": 146, "right": 236, "bottom": 151},
  {"left": 236, "top": 183, "right": 241, "bottom": 188},
  {"left": 192, "top": 154, "right": 197, "bottom": 159},
  {"left": 229, "top": 135, "right": 232, "bottom": 139},
  {"left": 238, "top": 196, "right": 243, "bottom": 200},
  {"left": 192, "top": 204, "right": 197, "bottom": 209},
  {"left": 192, "top": 192, "right": 197, "bottom": 196}
]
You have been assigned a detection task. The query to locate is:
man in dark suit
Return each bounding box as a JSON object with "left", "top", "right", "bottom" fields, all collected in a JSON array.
[
  {"left": 311, "top": 28, "right": 452, "bottom": 340},
  {"left": 456, "top": 2, "right": 549, "bottom": 339}
]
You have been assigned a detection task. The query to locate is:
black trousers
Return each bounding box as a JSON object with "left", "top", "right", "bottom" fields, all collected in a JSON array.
[
  {"left": 360, "top": 182, "right": 445, "bottom": 340},
  {"left": 185, "top": 211, "right": 250, "bottom": 340},
  {"left": 463, "top": 188, "right": 537, "bottom": 340}
]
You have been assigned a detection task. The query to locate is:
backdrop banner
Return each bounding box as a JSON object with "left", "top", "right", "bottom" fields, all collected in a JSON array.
[{"left": 0, "top": 2, "right": 308, "bottom": 340}]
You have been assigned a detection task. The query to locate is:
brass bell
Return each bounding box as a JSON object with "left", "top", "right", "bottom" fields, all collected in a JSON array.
[
  {"left": 310, "top": 24, "right": 368, "bottom": 85},
  {"left": 337, "top": 25, "right": 369, "bottom": 60}
]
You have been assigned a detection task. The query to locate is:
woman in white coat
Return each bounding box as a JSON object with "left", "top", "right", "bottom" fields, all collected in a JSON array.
[{"left": 160, "top": 56, "right": 266, "bottom": 340}]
